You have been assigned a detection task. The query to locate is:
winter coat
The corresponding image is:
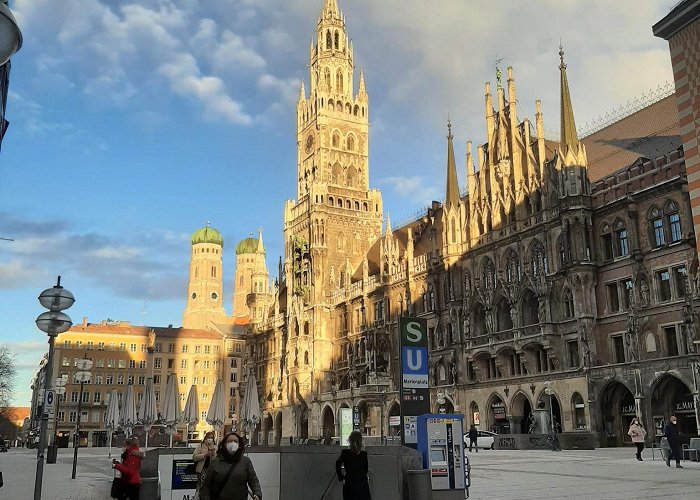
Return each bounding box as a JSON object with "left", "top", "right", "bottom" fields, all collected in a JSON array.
[
  {"left": 200, "top": 453, "right": 262, "bottom": 500},
  {"left": 664, "top": 422, "right": 681, "bottom": 448},
  {"left": 193, "top": 441, "right": 217, "bottom": 473},
  {"left": 468, "top": 428, "right": 478, "bottom": 441},
  {"left": 336, "top": 449, "right": 372, "bottom": 500},
  {"left": 627, "top": 423, "right": 647, "bottom": 443},
  {"left": 114, "top": 447, "right": 143, "bottom": 485}
]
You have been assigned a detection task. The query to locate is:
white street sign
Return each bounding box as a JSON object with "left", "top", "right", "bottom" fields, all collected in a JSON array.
[{"left": 44, "top": 389, "right": 55, "bottom": 416}]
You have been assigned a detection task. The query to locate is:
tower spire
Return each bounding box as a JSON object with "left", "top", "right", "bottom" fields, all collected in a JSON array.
[
  {"left": 257, "top": 227, "right": 265, "bottom": 253},
  {"left": 323, "top": 0, "right": 339, "bottom": 17},
  {"left": 445, "top": 120, "right": 460, "bottom": 210},
  {"left": 385, "top": 213, "right": 392, "bottom": 236},
  {"left": 559, "top": 44, "right": 579, "bottom": 150}
]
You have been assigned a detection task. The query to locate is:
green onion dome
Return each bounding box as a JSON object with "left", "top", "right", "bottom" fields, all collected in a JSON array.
[{"left": 191, "top": 226, "right": 224, "bottom": 247}]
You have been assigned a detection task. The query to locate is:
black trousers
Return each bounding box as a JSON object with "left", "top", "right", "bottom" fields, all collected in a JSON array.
[
  {"left": 634, "top": 442, "right": 644, "bottom": 457},
  {"left": 469, "top": 438, "right": 478, "bottom": 452},
  {"left": 118, "top": 484, "right": 140, "bottom": 500},
  {"left": 669, "top": 445, "right": 682, "bottom": 464}
]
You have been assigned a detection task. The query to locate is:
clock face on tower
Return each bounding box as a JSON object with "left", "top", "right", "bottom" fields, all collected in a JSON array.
[{"left": 305, "top": 134, "right": 315, "bottom": 154}]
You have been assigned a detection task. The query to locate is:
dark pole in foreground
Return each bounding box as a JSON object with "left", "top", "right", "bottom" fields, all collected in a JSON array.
[
  {"left": 72, "top": 357, "right": 92, "bottom": 479},
  {"left": 71, "top": 380, "right": 84, "bottom": 479},
  {"left": 34, "top": 335, "right": 56, "bottom": 500}
]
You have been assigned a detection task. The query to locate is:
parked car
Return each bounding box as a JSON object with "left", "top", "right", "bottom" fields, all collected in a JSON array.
[
  {"left": 0, "top": 438, "right": 7, "bottom": 452},
  {"left": 463, "top": 430, "right": 496, "bottom": 450}
]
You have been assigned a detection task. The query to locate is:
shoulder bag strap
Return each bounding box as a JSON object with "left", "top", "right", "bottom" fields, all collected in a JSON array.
[{"left": 215, "top": 461, "right": 238, "bottom": 500}]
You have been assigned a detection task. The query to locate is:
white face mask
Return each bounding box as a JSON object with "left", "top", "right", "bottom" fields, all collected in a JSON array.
[{"left": 226, "top": 441, "right": 239, "bottom": 454}]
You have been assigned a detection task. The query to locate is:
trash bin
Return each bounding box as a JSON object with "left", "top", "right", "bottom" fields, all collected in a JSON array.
[
  {"left": 404, "top": 469, "right": 433, "bottom": 500},
  {"left": 46, "top": 444, "right": 58, "bottom": 464},
  {"left": 141, "top": 476, "right": 160, "bottom": 500}
]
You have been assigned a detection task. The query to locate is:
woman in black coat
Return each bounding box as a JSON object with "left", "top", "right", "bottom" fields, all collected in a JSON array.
[{"left": 336, "top": 431, "right": 372, "bottom": 500}]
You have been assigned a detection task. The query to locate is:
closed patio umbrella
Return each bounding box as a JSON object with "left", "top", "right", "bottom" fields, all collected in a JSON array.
[
  {"left": 105, "top": 389, "right": 120, "bottom": 458},
  {"left": 242, "top": 369, "right": 261, "bottom": 443},
  {"left": 206, "top": 380, "right": 225, "bottom": 441},
  {"left": 138, "top": 377, "right": 158, "bottom": 448},
  {"left": 182, "top": 385, "right": 199, "bottom": 440},
  {"left": 161, "top": 373, "right": 181, "bottom": 448},
  {"left": 120, "top": 383, "right": 137, "bottom": 437}
]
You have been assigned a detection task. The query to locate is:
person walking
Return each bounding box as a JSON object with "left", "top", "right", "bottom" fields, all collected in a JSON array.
[
  {"left": 113, "top": 437, "right": 144, "bottom": 499},
  {"left": 627, "top": 417, "right": 647, "bottom": 461},
  {"left": 664, "top": 415, "right": 683, "bottom": 468},
  {"left": 193, "top": 432, "right": 218, "bottom": 492},
  {"left": 200, "top": 432, "right": 262, "bottom": 500},
  {"left": 336, "top": 430, "right": 372, "bottom": 500},
  {"left": 468, "top": 425, "right": 478, "bottom": 453}
]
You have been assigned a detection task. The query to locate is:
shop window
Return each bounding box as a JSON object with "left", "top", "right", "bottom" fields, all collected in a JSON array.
[{"left": 572, "top": 393, "right": 586, "bottom": 430}]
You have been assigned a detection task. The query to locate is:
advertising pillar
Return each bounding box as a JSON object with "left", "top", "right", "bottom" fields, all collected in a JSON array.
[{"left": 399, "top": 317, "right": 431, "bottom": 448}]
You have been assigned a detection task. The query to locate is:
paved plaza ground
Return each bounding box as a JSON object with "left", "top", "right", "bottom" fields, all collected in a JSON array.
[{"left": 0, "top": 446, "right": 698, "bottom": 499}]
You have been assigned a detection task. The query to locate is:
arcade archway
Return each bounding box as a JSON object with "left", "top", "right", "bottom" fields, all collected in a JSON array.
[
  {"left": 487, "top": 394, "right": 509, "bottom": 433},
  {"left": 262, "top": 413, "right": 273, "bottom": 446},
  {"left": 321, "top": 405, "right": 335, "bottom": 442},
  {"left": 274, "top": 411, "right": 282, "bottom": 446},
  {"left": 599, "top": 381, "right": 635, "bottom": 446},
  {"left": 510, "top": 392, "right": 533, "bottom": 434},
  {"left": 388, "top": 402, "right": 401, "bottom": 437},
  {"left": 650, "top": 374, "right": 695, "bottom": 438}
]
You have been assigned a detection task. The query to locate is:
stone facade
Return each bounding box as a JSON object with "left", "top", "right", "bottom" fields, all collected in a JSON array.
[{"left": 238, "top": 0, "right": 700, "bottom": 447}]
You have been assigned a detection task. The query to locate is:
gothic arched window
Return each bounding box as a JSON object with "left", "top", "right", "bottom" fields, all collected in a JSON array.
[
  {"left": 505, "top": 249, "right": 520, "bottom": 285},
  {"left": 325, "top": 30, "right": 332, "bottom": 50},
  {"left": 334, "top": 31, "right": 339, "bottom": 50},
  {"left": 428, "top": 283, "right": 436, "bottom": 311},
  {"left": 332, "top": 132, "right": 340, "bottom": 148},
  {"left": 563, "top": 288, "right": 574, "bottom": 319},
  {"left": 481, "top": 258, "right": 495, "bottom": 291},
  {"left": 336, "top": 70, "right": 343, "bottom": 94},
  {"left": 324, "top": 68, "right": 331, "bottom": 90},
  {"left": 346, "top": 135, "right": 354, "bottom": 151},
  {"left": 530, "top": 240, "right": 547, "bottom": 278}
]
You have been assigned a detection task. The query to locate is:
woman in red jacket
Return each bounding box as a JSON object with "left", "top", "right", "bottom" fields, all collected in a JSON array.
[{"left": 113, "top": 437, "right": 143, "bottom": 500}]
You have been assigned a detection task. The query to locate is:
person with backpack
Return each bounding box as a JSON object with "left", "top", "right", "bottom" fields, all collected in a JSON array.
[{"left": 200, "top": 432, "right": 262, "bottom": 500}]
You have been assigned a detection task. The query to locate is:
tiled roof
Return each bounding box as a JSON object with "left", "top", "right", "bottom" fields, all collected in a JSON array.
[
  {"left": 582, "top": 95, "right": 681, "bottom": 181},
  {"left": 66, "top": 322, "right": 225, "bottom": 339}
]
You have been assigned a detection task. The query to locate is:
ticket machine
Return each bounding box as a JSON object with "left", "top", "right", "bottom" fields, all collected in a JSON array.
[{"left": 417, "top": 414, "right": 466, "bottom": 496}]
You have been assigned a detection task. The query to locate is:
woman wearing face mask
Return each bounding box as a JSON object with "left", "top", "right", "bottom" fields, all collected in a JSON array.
[
  {"left": 193, "top": 432, "right": 218, "bottom": 492},
  {"left": 627, "top": 417, "right": 647, "bottom": 461},
  {"left": 200, "top": 432, "right": 262, "bottom": 500}
]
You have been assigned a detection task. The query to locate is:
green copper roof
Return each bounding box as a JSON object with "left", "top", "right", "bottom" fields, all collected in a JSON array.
[
  {"left": 236, "top": 237, "right": 258, "bottom": 255},
  {"left": 191, "top": 226, "right": 224, "bottom": 247}
]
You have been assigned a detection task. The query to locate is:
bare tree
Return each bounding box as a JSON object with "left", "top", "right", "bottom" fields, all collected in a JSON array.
[{"left": 0, "top": 345, "right": 17, "bottom": 415}]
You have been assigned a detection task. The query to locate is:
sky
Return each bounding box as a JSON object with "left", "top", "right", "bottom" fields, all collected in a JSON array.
[{"left": 0, "top": 0, "right": 678, "bottom": 406}]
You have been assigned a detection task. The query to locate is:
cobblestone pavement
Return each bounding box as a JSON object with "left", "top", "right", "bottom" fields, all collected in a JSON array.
[
  {"left": 1, "top": 446, "right": 699, "bottom": 499},
  {"left": 467, "top": 446, "right": 700, "bottom": 499},
  {"left": 0, "top": 447, "right": 113, "bottom": 500}
]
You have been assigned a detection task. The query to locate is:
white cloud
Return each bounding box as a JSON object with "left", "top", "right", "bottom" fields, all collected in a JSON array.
[{"left": 379, "top": 176, "right": 440, "bottom": 206}]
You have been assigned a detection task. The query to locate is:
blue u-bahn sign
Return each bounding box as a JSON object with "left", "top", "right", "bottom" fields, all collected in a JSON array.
[{"left": 399, "top": 317, "right": 431, "bottom": 448}]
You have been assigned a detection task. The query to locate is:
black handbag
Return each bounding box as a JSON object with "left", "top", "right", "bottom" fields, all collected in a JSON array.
[{"left": 110, "top": 477, "right": 122, "bottom": 498}]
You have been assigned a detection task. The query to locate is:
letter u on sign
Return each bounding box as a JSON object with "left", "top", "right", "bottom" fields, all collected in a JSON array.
[{"left": 406, "top": 349, "right": 424, "bottom": 370}]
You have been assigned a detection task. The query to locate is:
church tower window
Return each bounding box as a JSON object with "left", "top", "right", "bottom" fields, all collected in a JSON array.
[
  {"left": 326, "top": 30, "right": 332, "bottom": 50},
  {"left": 334, "top": 31, "right": 339, "bottom": 49}
]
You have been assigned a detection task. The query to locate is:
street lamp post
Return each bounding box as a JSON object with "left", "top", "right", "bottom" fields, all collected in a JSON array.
[
  {"left": 72, "top": 357, "right": 93, "bottom": 479},
  {"left": 33, "top": 277, "right": 75, "bottom": 500}
]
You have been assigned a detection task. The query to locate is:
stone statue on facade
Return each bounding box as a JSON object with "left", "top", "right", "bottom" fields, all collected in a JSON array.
[
  {"left": 640, "top": 279, "right": 650, "bottom": 308},
  {"left": 485, "top": 310, "right": 494, "bottom": 335}
]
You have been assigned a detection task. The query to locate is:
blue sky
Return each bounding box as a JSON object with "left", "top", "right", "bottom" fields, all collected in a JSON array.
[{"left": 0, "top": 0, "right": 676, "bottom": 406}]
